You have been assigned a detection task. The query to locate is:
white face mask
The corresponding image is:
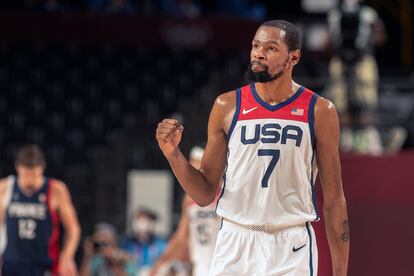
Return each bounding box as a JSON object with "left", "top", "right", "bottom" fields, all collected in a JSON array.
[
  {"left": 132, "top": 218, "right": 156, "bottom": 236},
  {"left": 343, "top": 0, "right": 360, "bottom": 12}
]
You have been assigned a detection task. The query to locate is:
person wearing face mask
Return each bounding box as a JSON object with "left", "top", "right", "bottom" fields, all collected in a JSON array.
[{"left": 121, "top": 208, "right": 167, "bottom": 275}]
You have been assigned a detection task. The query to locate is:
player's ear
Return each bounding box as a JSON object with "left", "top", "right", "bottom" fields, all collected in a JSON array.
[
  {"left": 15, "top": 163, "right": 21, "bottom": 174},
  {"left": 290, "top": 50, "right": 301, "bottom": 66}
]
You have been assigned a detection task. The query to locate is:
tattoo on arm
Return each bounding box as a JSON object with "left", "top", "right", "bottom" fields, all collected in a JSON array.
[{"left": 341, "top": 219, "right": 350, "bottom": 242}]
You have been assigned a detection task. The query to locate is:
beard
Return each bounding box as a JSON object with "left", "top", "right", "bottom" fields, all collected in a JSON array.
[{"left": 245, "top": 58, "right": 289, "bottom": 83}]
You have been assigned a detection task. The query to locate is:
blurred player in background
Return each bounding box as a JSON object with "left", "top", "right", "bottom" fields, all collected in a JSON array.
[
  {"left": 0, "top": 144, "right": 80, "bottom": 276},
  {"left": 156, "top": 20, "right": 349, "bottom": 275},
  {"left": 150, "top": 146, "right": 221, "bottom": 276}
]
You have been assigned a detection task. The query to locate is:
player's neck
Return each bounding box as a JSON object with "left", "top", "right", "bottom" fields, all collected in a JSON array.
[
  {"left": 255, "top": 76, "right": 299, "bottom": 105},
  {"left": 18, "top": 176, "right": 45, "bottom": 195}
]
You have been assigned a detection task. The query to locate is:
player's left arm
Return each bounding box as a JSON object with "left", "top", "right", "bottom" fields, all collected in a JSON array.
[
  {"left": 0, "top": 178, "right": 8, "bottom": 253},
  {"left": 314, "top": 97, "right": 349, "bottom": 276},
  {"left": 54, "top": 180, "right": 81, "bottom": 276}
]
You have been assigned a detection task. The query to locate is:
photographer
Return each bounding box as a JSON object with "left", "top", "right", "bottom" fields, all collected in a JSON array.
[
  {"left": 80, "top": 222, "right": 136, "bottom": 276},
  {"left": 326, "top": 0, "right": 387, "bottom": 154}
]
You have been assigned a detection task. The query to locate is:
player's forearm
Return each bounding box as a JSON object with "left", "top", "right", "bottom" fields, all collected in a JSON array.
[
  {"left": 161, "top": 234, "right": 188, "bottom": 262},
  {"left": 154, "top": 250, "right": 178, "bottom": 270},
  {"left": 151, "top": 235, "right": 187, "bottom": 276},
  {"left": 159, "top": 240, "right": 180, "bottom": 261},
  {"left": 61, "top": 222, "right": 81, "bottom": 259},
  {"left": 324, "top": 198, "right": 349, "bottom": 276},
  {"left": 166, "top": 149, "right": 216, "bottom": 206}
]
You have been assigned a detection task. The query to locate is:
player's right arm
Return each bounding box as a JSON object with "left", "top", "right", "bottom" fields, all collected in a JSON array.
[
  {"left": 0, "top": 178, "right": 9, "bottom": 226},
  {"left": 156, "top": 91, "right": 235, "bottom": 206},
  {"left": 149, "top": 195, "right": 192, "bottom": 276}
]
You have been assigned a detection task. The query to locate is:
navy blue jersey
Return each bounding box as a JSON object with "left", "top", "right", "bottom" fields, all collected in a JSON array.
[{"left": 3, "top": 176, "right": 60, "bottom": 273}]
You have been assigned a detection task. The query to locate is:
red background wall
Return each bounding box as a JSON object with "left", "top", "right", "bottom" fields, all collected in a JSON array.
[{"left": 314, "top": 152, "right": 414, "bottom": 276}]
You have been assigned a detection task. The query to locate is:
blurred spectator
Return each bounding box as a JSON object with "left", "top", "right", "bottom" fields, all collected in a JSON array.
[
  {"left": 216, "top": 0, "right": 266, "bottom": 21},
  {"left": 87, "top": 0, "right": 136, "bottom": 14},
  {"left": 178, "top": 0, "right": 201, "bottom": 18},
  {"left": 86, "top": 0, "right": 108, "bottom": 12},
  {"left": 107, "top": 0, "right": 136, "bottom": 14},
  {"left": 30, "top": 0, "right": 70, "bottom": 12},
  {"left": 4, "top": 0, "right": 269, "bottom": 19},
  {"left": 326, "top": 0, "right": 387, "bottom": 155},
  {"left": 121, "top": 208, "right": 167, "bottom": 276},
  {"left": 80, "top": 222, "right": 136, "bottom": 276},
  {"left": 139, "top": 0, "right": 161, "bottom": 15},
  {"left": 161, "top": 0, "right": 201, "bottom": 18},
  {"left": 216, "top": 0, "right": 247, "bottom": 16},
  {"left": 245, "top": 0, "right": 267, "bottom": 21}
]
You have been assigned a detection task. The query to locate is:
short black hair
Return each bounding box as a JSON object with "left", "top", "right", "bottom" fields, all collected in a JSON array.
[
  {"left": 135, "top": 208, "right": 158, "bottom": 221},
  {"left": 15, "top": 144, "right": 46, "bottom": 168},
  {"left": 260, "top": 20, "right": 301, "bottom": 52}
]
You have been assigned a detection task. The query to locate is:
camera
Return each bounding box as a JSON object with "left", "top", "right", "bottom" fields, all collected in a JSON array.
[{"left": 93, "top": 240, "right": 109, "bottom": 250}]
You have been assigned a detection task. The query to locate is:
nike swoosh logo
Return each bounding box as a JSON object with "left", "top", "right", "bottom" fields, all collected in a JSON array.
[
  {"left": 242, "top": 107, "right": 258, "bottom": 115},
  {"left": 292, "top": 244, "right": 306, "bottom": 252}
]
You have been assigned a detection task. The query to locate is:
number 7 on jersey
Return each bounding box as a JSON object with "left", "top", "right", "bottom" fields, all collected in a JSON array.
[{"left": 258, "top": 149, "right": 280, "bottom": 188}]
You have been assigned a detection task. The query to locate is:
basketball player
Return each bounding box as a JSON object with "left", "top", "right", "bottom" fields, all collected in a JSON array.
[
  {"left": 149, "top": 146, "right": 221, "bottom": 276},
  {"left": 0, "top": 144, "right": 80, "bottom": 276},
  {"left": 156, "top": 20, "right": 349, "bottom": 275}
]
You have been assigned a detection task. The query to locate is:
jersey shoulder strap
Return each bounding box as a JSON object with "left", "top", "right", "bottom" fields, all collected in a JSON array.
[{"left": 2, "top": 175, "right": 15, "bottom": 208}]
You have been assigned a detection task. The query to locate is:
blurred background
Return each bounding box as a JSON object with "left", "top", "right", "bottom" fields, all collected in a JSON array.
[{"left": 0, "top": 0, "right": 413, "bottom": 275}]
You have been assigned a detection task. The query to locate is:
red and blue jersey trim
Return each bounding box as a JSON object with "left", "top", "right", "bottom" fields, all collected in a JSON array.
[
  {"left": 227, "top": 88, "right": 241, "bottom": 139},
  {"left": 47, "top": 179, "right": 60, "bottom": 276},
  {"left": 224, "top": 83, "right": 320, "bottom": 221},
  {"left": 236, "top": 83, "right": 316, "bottom": 124}
]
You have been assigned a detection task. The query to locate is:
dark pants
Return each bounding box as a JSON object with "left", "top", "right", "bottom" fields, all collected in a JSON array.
[{"left": 2, "top": 265, "right": 51, "bottom": 276}]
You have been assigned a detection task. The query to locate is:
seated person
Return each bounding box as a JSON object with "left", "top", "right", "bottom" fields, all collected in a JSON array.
[
  {"left": 121, "top": 208, "right": 167, "bottom": 275},
  {"left": 80, "top": 222, "right": 136, "bottom": 276}
]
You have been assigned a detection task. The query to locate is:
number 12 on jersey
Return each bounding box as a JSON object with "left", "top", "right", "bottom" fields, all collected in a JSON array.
[{"left": 258, "top": 149, "right": 280, "bottom": 188}]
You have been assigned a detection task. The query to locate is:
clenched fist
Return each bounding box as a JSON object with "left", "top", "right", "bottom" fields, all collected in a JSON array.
[{"left": 156, "top": 119, "right": 184, "bottom": 157}]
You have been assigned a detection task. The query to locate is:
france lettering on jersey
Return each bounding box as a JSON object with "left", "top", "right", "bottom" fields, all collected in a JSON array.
[
  {"left": 188, "top": 200, "right": 221, "bottom": 276},
  {"left": 216, "top": 83, "right": 319, "bottom": 227},
  {"left": 3, "top": 176, "right": 60, "bottom": 272}
]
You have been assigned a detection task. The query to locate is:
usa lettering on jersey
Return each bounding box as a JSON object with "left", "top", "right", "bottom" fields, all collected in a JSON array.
[{"left": 216, "top": 83, "right": 319, "bottom": 227}]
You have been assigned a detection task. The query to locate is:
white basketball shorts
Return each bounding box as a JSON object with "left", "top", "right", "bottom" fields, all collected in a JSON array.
[{"left": 210, "top": 220, "right": 318, "bottom": 276}]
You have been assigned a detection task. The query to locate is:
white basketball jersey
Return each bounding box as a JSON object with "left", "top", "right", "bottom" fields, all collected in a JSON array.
[
  {"left": 188, "top": 201, "right": 221, "bottom": 276},
  {"left": 216, "top": 83, "right": 319, "bottom": 227},
  {"left": 0, "top": 176, "right": 14, "bottom": 255}
]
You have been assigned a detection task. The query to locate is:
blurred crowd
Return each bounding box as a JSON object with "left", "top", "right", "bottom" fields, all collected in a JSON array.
[
  {"left": 80, "top": 209, "right": 169, "bottom": 276},
  {"left": 1, "top": 1, "right": 411, "bottom": 157},
  {"left": 0, "top": 0, "right": 267, "bottom": 20},
  {"left": 324, "top": 0, "right": 407, "bottom": 155}
]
